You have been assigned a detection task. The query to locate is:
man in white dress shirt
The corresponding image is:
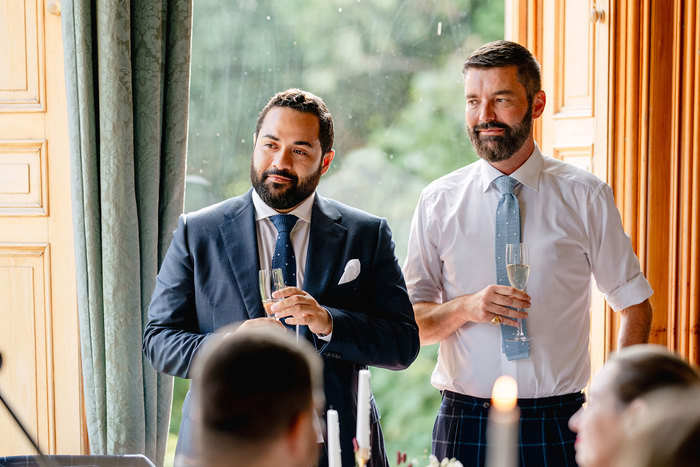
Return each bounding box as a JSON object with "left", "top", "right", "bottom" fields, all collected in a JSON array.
[{"left": 403, "top": 40, "right": 653, "bottom": 466}]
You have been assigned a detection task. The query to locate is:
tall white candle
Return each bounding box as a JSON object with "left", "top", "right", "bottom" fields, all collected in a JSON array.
[
  {"left": 486, "top": 376, "right": 519, "bottom": 467},
  {"left": 356, "top": 369, "right": 371, "bottom": 452},
  {"left": 327, "top": 409, "right": 342, "bottom": 467}
]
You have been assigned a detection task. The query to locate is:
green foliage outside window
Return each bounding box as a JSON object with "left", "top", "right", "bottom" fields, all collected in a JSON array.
[{"left": 169, "top": 0, "right": 504, "bottom": 464}]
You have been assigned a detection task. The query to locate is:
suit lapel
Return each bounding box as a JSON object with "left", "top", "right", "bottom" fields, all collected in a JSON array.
[
  {"left": 220, "top": 190, "right": 264, "bottom": 320},
  {"left": 304, "top": 195, "right": 347, "bottom": 300}
]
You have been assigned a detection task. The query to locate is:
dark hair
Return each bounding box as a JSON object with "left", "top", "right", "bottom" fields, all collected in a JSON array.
[
  {"left": 463, "top": 40, "right": 542, "bottom": 104},
  {"left": 196, "top": 326, "right": 323, "bottom": 444},
  {"left": 609, "top": 345, "right": 700, "bottom": 406},
  {"left": 255, "top": 88, "right": 334, "bottom": 154}
]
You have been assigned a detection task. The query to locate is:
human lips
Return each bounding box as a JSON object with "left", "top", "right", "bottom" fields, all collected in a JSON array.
[
  {"left": 474, "top": 122, "right": 509, "bottom": 136},
  {"left": 267, "top": 174, "right": 293, "bottom": 183},
  {"left": 479, "top": 128, "right": 505, "bottom": 136},
  {"left": 263, "top": 170, "right": 297, "bottom": 184}
]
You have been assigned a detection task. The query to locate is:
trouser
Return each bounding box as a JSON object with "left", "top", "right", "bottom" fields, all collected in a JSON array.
[{"left": 433, "top": 390, "right": 585, "bottom": 467}]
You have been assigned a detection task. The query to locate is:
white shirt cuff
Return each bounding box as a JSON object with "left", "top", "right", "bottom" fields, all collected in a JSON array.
[
  {"left": 605, "top": 272, "right": 654, "bottom": 311},
  {"left": 315, "top": 307, "right": 333, "bottom": 341}
]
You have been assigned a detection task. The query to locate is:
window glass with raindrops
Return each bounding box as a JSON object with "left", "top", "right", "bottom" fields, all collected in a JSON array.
[{"left": 169, "top": 1, "right": 505, "bottom": 464}]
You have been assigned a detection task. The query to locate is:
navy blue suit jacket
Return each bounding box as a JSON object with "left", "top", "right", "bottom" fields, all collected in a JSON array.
[{"left": 143, "top": 190, "right": 419, "bottom": 466}]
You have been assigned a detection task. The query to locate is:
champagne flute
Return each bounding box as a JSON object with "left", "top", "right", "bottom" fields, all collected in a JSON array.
[
  {"left": 259, "top": 268, "right": 300, "bottom": 342},
  {"left": 259, "top": 268, "right": 285, "bottom": 317},
  {"left": 505, "top": 243, "right": 531, "bottom": 342}
]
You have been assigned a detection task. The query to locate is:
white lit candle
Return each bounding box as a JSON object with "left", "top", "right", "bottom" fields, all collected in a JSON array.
[
  {"left": 327, "top": 409, "right": 342, "bottom": 467},
  {"left": 356, "top": 369, "right": 371, "bottom": 453},
  {"left": 486, "top": 375, "right": 519, "bottom": 467}
]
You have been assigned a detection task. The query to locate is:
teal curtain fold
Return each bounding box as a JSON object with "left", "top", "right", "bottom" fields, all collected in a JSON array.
[{"left": 62, "top": 1, "right": 192, "bottom": 464}]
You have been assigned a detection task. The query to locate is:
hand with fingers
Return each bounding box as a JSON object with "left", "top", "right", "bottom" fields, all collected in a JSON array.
[
  {"left": 465, "top": 284, "right": 530, "bottom": 328},
  {"left": 236, "top": 317, "right": 286, "bottom": 331},
  {"left": 271, "top": 287, "right": 333, "bottom": 336}
]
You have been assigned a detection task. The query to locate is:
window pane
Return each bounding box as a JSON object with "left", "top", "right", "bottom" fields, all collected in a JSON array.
[{"left": 179, "top": 0, "right": 505, "bottom": 462}]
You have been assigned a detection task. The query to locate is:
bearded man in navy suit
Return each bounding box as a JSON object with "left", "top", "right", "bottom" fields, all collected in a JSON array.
[{"left": 143, "top": 88, "right": 420, "bottom": 467}]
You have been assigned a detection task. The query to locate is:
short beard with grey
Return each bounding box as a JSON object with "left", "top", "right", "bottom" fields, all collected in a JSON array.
[{"left": 467, "top": 106, "right": 533, "bottom": 163}]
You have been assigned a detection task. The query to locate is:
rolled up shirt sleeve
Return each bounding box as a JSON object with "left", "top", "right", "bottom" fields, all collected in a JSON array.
[
  {"left": 403, "top": 190, "right": 444, "bottom": 305},
  {"left": 587, "top": 184, "right": 653, "bottom": 311}
]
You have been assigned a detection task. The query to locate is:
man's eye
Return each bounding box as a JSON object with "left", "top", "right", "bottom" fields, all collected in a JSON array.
[{"left": 293, "top": 149, "right": 308, "bottom": 156}]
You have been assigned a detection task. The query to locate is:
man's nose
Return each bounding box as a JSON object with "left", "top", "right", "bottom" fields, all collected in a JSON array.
[
  {"left": 479, "top": 102, "right": 496, "bottom": 123},
  {"left": 272, "top": 147, "right": 293, "bottom": 169}
]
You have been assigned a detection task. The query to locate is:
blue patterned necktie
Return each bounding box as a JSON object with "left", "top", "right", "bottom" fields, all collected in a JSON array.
[
  {"left": 494, "top": 175, "right": 530, "bottom": 360},
  {"left": 270, "top": 214, "right": 298, "bottom": 287}
]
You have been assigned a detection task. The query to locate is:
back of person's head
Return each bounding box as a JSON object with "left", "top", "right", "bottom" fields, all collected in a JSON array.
[
  {"left": 569, "top": 345, "right": 699, "bottom": 467},
  {"left": 607, "top": 344, "right": 700, "bottom": 406},
  {"left": 255, "top": 88, "right": 334, "bottom": 154},
  {"left": 614, "top": 385, "right": 700, "bottom": 467},
  {"left": 463, "top": 40, "right": 541, "bottom": 104},
  {"left": 192, "top": 324, "right": 324, "bottom": 467}
]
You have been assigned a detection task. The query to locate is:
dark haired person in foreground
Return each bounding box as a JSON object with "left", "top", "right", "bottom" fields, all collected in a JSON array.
[
  {"left": 403, "top": 40, "right": 654, "bottom": 466},
  {"left": 192, "top": 325, "right": 324, "bottom": 467},
  {"left": 144, "top": 88, "right": 419, "bottom": 467}
]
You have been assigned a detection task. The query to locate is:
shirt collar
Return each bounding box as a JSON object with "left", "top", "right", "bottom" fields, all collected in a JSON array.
[
  {"left": 252, "top": 189, "right": 315, "bottom": 223},
  {"left": 479, "top": 143, "right": 544, "bottom": 193}
]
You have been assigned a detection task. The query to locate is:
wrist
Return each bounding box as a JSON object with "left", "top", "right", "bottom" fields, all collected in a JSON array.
[
  {"left": 454, "top": 295, "right": 474, "bottom": 322},
  {"left": 316, "top": 307, "right": 333, "bottom": 336}
]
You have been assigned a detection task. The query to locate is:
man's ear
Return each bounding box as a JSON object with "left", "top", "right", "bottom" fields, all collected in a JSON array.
[
  {"left": 286, "top": 409, "right": 314, "bottom": 457},
  {"left": 320, "top": 150, "right": 335, "bottom": 175},
  {"left": 532, "top": 90, "right": 546, "bottom": 119}
]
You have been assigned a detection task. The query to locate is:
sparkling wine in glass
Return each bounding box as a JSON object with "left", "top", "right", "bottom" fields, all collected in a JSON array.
[
  {"left": 259, "top": 268, "right": 285, "bottom": 317},
  {"left": 505, "top": 243, "right": 531, "bottom": 342}
]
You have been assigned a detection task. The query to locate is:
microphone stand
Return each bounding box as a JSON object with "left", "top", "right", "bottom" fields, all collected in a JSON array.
[{"left": 0, "top": 352, "right": 54, "bottom": 467}]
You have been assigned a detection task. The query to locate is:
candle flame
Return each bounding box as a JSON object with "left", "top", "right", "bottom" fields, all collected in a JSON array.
[{"left": 492, "top": 376, "right": 518, "bottom": 410}]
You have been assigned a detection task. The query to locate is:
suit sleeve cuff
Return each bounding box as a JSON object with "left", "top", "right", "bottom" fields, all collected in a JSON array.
[{"left": 315, "top": 307, "right": 333, "bottom": 341}]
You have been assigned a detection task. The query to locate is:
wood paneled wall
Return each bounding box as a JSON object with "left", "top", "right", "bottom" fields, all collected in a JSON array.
[
  {"left": 507, "top": 0, "right": 700, "bottom": 364},
  {"left": 0, "top": 0, "right": 84, "bottom": 454},
  {"left": 610, "top": 0, "right": 700, "bottom": 364}
]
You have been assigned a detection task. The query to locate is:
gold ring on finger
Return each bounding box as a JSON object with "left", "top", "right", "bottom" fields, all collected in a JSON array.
[{"left": 491, "top": 315, "right": 501, "bottom": 325}]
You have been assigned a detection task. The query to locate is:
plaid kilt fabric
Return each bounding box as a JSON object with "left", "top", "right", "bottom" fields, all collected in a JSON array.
[{"left": 433, "top": 390, "right": 585, "bottom": 467}]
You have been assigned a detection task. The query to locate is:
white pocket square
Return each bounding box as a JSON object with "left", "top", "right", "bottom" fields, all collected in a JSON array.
[{"left": 338, "top": 259, "right": 361, "bottom": 285}]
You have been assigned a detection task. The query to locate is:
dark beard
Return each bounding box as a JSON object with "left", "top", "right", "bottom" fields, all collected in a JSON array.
[
  {"left": 250, "top": 162, "right": 322, "bottom": 211},
  {"left": 467, "top": 106, "right": 533, "bottom": 163}
]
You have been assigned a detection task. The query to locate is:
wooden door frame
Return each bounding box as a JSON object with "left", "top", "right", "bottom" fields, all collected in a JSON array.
[{"left": 506, "top": 0, "right": 700, "bottom": 364}]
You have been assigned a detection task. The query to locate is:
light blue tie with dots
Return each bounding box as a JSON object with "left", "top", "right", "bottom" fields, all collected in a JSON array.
[
  {"left": 494, "top": 175, "right": 530, "bottom": 360},
  {"left": 270, "top": 214, "right": 298, "bottom": 287}
]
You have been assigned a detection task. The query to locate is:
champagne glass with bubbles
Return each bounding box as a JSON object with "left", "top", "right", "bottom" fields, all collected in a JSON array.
[
  {"left": 259, "top": 268, "right": 301, "bottom": 342},
  {"left": 505, "top": 243, "right": 531, "bottom": 342},
  {"left": 259, "top": 268, "right": 285, "bottom": 317}
]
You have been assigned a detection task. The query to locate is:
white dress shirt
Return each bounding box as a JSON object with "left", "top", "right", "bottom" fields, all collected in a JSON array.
[
  {"left": 252, "top": 190, "right": 332, "bottom": 341},
  {"left": 403, "top": 146, "right": 653, "bottom": 398},
  {"left": 252, "top": 189, "right": 313, "bottom": 286}
]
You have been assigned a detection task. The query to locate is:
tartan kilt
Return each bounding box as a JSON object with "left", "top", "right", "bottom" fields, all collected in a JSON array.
[{"left": 432, "top": 390, "right": 584, "bottom": 467}]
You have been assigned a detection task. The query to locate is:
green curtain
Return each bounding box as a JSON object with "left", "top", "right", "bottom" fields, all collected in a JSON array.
[{"left": 61, "top": 1, "right": 192, "bottom": 464}]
